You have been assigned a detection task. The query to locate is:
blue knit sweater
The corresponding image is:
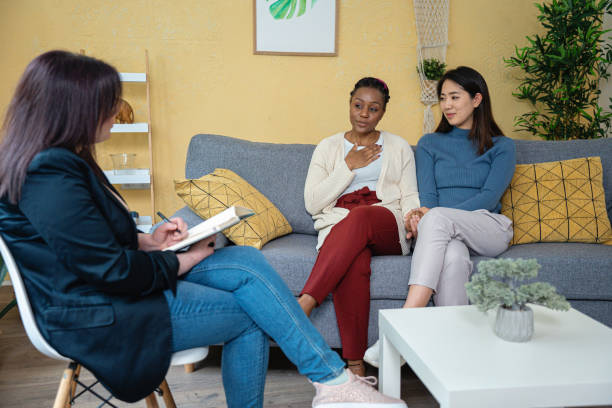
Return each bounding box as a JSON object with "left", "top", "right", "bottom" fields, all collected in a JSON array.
[{"left": 415, "top": 127, "right": 516, "bottom": 213}]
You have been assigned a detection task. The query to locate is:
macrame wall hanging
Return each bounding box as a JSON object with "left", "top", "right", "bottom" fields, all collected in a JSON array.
[{"left": 413, "top": 0, "right": 450, "bottom": 133}]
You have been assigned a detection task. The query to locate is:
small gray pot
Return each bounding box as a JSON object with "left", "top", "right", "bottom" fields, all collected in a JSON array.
[{"left": 494, "top": 305, "right": 534, "bottom": 342}]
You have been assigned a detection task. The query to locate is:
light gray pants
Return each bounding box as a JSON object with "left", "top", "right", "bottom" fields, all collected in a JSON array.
[{"left": 408, "top": 207, "right": 514, "bottom": 306}]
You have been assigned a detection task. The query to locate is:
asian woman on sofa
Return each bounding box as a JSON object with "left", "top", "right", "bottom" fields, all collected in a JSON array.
[{"left": 364, "top": 66, "right": 516, "bottom": 367}]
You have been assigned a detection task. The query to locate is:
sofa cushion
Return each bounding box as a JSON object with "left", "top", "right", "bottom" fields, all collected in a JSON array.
[
  {"left": 258, "top": 233, "right": 317, "bottom": 294},
  {"left": 185, "top": 134, "right": 317, "bottom": 235},
  {"left": 262, "top": 235, "right": 612, "bottom": 301},
  {"left": 308, "top": 298, "right": 406, "bottom": 349},
  {"left": 501, "top": 157, "right": 612, "bottom": 245},
  {"left": 497, "top": 243, "right": 612, "bottom": 301},
  {"left": 513, "top": 139, "right": 612, "bottom": 225},
  {"left": 184, "top": 136, "right": 612, "bottom": 229},
  {"left": 259, "top": 233, "right": 487, "bottom": 301},
  {"left": 175, "top": 168, "right": 292, "bottom": 249}
]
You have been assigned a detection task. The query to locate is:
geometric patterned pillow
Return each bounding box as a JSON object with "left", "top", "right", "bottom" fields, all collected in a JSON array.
[
  {"left": 501, "top": 157, "right": 612, "bottom": 245},
  {"left": 174, "top": 168, "right": 292, "bottom": 249}
]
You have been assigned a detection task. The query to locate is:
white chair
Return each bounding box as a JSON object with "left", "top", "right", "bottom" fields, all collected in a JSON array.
[{"left": 0, "top": 234, "right": 208, "bottom": 408}]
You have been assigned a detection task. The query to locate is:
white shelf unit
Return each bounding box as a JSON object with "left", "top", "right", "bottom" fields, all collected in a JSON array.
[
  {"left": 111, "top": 123, "right": 148, "bottom": 133},
  {"left": 103, "top": 169, "right": 150, "bottom": 185},
  {"left": 119, "top": 72, "right": 147, "bottom": 82},
  {"left": 91, "top": 49, "right": 156, "bottom": 221}
]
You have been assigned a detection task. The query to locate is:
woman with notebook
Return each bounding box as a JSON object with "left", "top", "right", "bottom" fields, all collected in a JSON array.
[{"left": 0, "top": 51, "right": 407, "bottom": 408}]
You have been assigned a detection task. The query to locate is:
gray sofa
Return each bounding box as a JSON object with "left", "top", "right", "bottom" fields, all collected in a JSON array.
[{"left": 170, "top": 134, "right": 612, "bottom": 348}]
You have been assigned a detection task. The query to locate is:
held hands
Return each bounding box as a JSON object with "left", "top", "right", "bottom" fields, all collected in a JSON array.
[
  {"left": 345, "top": 143, "right": 382, "bottom": 170},
  {"left": 404, "top": 207, "right": 430, "bottom": 239}
]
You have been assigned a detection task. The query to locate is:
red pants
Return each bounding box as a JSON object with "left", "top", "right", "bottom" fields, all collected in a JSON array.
[{"left": 301, "top": 190, "right": 401, "bottom": 360}]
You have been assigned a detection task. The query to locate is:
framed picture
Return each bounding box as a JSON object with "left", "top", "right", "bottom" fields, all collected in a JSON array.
[{"left": 253, "top": 0, "right": 338, "bottom": 56}]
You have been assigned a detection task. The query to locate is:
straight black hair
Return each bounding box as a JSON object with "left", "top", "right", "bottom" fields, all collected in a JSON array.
[
  {"left": 0, "top": 50, "right": 121, "bottom": 203},
  {"left": 435, "top": 66, "right": 503, "bottom": 155}
]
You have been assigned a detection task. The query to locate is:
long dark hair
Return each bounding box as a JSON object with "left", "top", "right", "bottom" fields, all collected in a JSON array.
[
  {"left": 0, "top": 50, "right": 121, "bottom": 203},
  {"left": 435, "top": 66, "right": 503, "bottom": 154},
  {"left": 350, "top": 77, "right": 390, "bottom": 109}
]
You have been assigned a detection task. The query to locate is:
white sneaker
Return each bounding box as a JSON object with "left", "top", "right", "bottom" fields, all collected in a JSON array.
[
  {"left": 363, "top": 340, "right": 406, "bottom": 368},
  {"left": 312, "top": 369, "right": 407, "bottom": 407}
]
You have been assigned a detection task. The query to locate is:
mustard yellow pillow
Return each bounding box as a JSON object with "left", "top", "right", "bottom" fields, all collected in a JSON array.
[
  {"left": 175, "top": 168, "right": 292, "bottom": 249},
  {"left": 501, "top": 157, "right": 612, "bottom": 245}
]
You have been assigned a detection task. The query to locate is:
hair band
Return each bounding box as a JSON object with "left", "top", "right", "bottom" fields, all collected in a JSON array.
[{"left": 375, "top": 78, "right": 388, "bottom": 91}]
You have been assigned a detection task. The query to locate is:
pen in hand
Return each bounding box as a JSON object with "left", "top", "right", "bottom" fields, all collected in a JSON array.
[{"left": 157, "top": 211, "right": 181, "bottom": 234}]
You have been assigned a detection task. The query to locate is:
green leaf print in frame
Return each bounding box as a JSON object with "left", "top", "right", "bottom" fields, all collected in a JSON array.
[
  {"left": 267, "top": 0, "right": 318, "bottom": 20},
  {"left": 254, "top": 0, "right": 336, "bottom": 55}
]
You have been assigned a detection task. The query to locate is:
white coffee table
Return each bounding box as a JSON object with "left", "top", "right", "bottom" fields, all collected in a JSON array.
[{"left": 379, "top": 305, "right": 612, "bottom": 408}]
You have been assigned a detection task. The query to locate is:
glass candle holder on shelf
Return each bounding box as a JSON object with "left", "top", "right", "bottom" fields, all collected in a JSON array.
[{"left": 110, "top": 153, "right": 136, "bottom": 174}]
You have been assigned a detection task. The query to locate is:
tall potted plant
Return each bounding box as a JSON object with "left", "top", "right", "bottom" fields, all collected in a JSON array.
[{"left": 505, "top": 0, "right": 612, "bottom": 140}]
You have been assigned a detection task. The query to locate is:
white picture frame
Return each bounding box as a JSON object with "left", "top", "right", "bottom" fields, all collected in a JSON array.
[{"left": 253, "top": 0, "right": 338, "bottom": 56}]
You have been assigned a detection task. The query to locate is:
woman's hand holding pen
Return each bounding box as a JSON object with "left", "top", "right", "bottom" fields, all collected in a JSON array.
[
  {"left": 154, "top": 211, "right": 216, "bottom": 275},
  {"left": 138, "top": 213, "right": 216, "bottom": 275},
  {"left": 153, "top": 217, "right": 188, "bottom": 248},
  {"left": 139, "top": 216, "right": 188, "bottom": 251}
]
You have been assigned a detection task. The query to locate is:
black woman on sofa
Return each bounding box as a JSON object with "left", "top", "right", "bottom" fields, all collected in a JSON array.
[
  {"left": 364, "top": 66, "right": 516, "bottom": 366},
  {"left": 0, "top": 51, "right": 408, "bottom": 408},
  {"left": 297, "top": 77, "right": 420, "bottom": 377}
]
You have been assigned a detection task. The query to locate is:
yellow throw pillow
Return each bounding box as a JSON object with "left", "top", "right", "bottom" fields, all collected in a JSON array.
[
  {"left": 175, "top": 168, "right": 292, "bottom": 249},
  {"left": 501, "top": 157, "right": 612, "bottom": 245}
]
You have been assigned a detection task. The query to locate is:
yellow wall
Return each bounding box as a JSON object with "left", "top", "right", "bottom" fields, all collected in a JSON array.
[{"left": 0, "top": 0, "right": 542, "bottom": 218}]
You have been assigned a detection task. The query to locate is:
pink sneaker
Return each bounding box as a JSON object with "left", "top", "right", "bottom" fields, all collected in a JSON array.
[{"left": 312, "top": 369, "right": 407, "bottom": 407}]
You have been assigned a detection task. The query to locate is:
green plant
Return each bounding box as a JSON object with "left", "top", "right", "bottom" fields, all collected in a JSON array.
[
  {"left": 465, "top": 258, "right": 571, "bottom": 312},
  {"left": 505, "top": 0, "right": 612, "bottom": 140},
  {"left": 267, "top": 0, "right": 318, "bottom": 20},
  {"left": 417, "top": 58, "right": 447, "bottom": 81}
]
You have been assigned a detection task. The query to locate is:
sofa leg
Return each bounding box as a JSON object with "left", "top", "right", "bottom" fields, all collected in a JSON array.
[{"left": 184, "top": 363, "right": 195, "bottom": 373}]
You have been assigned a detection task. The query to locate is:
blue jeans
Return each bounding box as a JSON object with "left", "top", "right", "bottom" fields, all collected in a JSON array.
[{"left": 163, "top": 246, "right": 345, "bottom": 408}]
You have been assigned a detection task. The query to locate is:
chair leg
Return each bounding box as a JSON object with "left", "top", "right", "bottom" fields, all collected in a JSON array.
[
  {"left": 65, "top": 364, "right": 81, "bottom": 408},
  {"left": 53, "top": 362, "right": 77, "bottom": 408},
  {"left": 184, "top": 363, "right": 195, "bottom": 373},
  {"left": 159, "top": 379, "right": 176, "bottom": 408},
  {"left": 144, "top": 392, "right": 160, "bottom": 408}
]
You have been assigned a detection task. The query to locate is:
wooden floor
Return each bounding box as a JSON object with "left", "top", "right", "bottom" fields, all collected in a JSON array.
[
  {"left": 0, "top": 286, "right": 437, "bottom": 407},
  {"left": 1, "top": 286, "right": 609, "bottom": 408}
]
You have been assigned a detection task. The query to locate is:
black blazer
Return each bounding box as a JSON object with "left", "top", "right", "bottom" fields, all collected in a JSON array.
[{"left": 0, "top": 148, "right": 179, "bottom": 402}]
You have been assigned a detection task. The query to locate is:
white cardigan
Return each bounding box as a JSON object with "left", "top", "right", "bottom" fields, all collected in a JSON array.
[{"left": 304, "top": 131, "right": 420, "bottom": 255}]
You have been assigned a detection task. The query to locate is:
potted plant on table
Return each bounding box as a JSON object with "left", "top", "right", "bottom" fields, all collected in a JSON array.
[{"left": 465, "top": 258, "right": 570, "bottom": 342}]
